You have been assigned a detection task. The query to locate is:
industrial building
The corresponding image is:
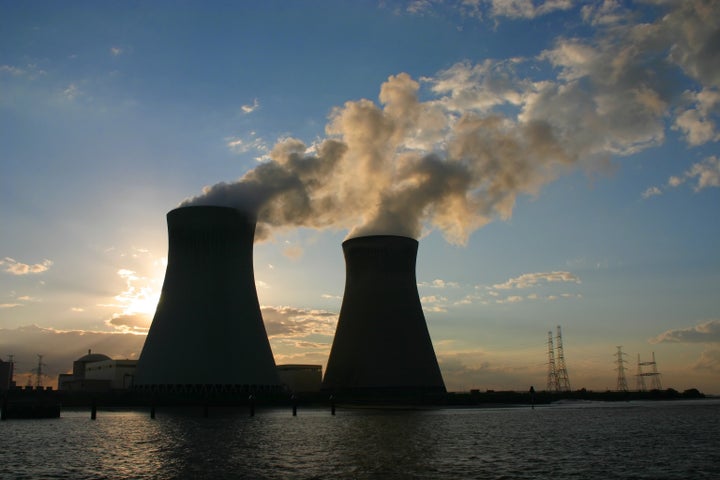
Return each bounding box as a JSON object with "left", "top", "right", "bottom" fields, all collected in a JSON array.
[
  {"left": 0, "top": 358, "right": 14, "bottom": 391},
  {"left": 85, "top": 359, "right": 138, "bottom": 389},
  {"left": 134, "top": 206, "right": 282, "bottom": 393},
  {"left": 322, "top": 235, "right": 446, "bottom": 394},
  {"left": 57, "top": 350, "right": 138, "bottom": 392}
]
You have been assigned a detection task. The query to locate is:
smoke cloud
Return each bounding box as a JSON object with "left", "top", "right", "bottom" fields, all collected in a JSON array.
[{"left": 183, "top": 1, "right": 719, "bottom": 245}]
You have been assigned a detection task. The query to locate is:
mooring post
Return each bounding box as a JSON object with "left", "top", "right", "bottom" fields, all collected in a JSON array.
[
  {"left": 91, "top": 399, "right": 97, "bottom": 420},
  {"left": 529, "top": 386, "right": 536, "bottom": 410},
  {"left": 330, "top": 395, "right": 335, "bottom": 416},
  {"left": 150, "top": 403, "right": 156, "bottom": 419},
  {"left": 291, "top": 395, "right": 297, "bottom": 416},
  {"left": 249, "top": 395, "right": 255, "bottom": 417}
]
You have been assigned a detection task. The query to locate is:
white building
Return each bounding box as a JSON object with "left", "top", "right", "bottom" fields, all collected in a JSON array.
[
  {"left": 85, "top": 359, "right": 137, "bottom": 389},
  {"left": 58, "top": 351, "right": 137, "bottom": 391}
]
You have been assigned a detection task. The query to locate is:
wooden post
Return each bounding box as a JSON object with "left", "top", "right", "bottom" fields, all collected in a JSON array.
[{"left": 529, "top": 386, "right": 536, "bottom": 410}]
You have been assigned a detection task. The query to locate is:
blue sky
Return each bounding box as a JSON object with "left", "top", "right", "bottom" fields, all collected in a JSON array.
[{"left": 1, "top": 0, "right": 719, "bottom": 393}]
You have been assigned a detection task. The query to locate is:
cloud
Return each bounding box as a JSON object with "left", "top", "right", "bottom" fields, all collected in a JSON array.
[
  {"left": 241, "top": 98, "right": 260, "bottom": 114},
  {"left": 101, "top": 267, "right": 161, "bottom": 333},
  {"left": 261, "top": 305, "right": 337, "bottom": 338},
  {"left": 418, "top": 278, "right": 460, "bottom": 288},
  {"left": 686, "top": 156, "right": 720, "bottom": 191},
  {"left": 488, "top": 0, "right": 573, "bottom": 19},
  {"left": 673, "top": 88, "right": 720, "bottom": 146},
  {"left": 63, "top": 83, "right": 79, "bottom": 100},
  {"left": 497, "top": 295, "right": 524, "bottom": 304},
  {"left": 110, "top": 47, "right": 123, "bottom": 56},
  {"left": 107, "top": 313, "right": 151, "bottom": 332},
  {"left": 0, "top": 325, "right": 146, "bottom": 382},
  {"left": 421, "top": 295, "right": 448, "bottom": 312},
  {"left": 642, "top": 186, "right": 662, "bottom": 198},
  {"left": 0, "top": 303, "right": 22, "bottom": 309},
  {"left": 492, "top": 271, "right": 580, "bottom": 289},
  {"left": 405, "top": 0, "right": 438, "bottom": 15},
  {"left": 648, "top": 156, "right": 720, "bottom": 197},
  {"left": 282, "top": 244, "right": 304, "bottom": 260},
  {"left": 225, "top": 132, "right": 269, "bottom": 159},
  {"left": 0, "top": 63, "right": 46, "bottom": 79},
  {"left": 692, "top": 348, "right": 720, "bottom": 373},
  {"left": 650, "top": 319, "right": 720, "bottom": 344},
  {"left": 1, "top": 257, "right": 53, "bottom": 275},
  {"left": 581, "top": 0, "right": 627, "bottom": 26}
]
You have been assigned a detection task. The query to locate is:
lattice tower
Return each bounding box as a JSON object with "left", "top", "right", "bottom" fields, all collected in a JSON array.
[
  {"left": 636, "top": 353, "right": 647, "bottom": 392},
  {"left": 555, "top": 325, "right": 571, "bottom": 392},
  {"left": 615, "top": 346, "right": 628, "bottom": 392},
  {"left": 546, "top": 330, "right": 558, "bottom": 392},
  {"left": 637, "top": 352, "right": 662, "bottom": 391},
  {"left": 33, "top": 354, "right": 46, "bottom": 387},
  {"left": 649, "top": 352, "right": 662, "bottom": 390}
]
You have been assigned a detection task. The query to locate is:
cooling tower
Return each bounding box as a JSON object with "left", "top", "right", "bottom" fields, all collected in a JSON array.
[
  {"left": 322, "top": 235, "right": 446, "bottom": 394},
  {"left": 134, "top": 206, "right": 281, "bottom": 393}
]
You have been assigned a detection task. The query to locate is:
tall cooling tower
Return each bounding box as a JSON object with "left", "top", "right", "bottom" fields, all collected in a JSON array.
[
  {"left": 322, "top": 235, "right": 446, "bottom": 394},
  {"left": 134, "top": 206, "right": 281, "bottom": 393}
]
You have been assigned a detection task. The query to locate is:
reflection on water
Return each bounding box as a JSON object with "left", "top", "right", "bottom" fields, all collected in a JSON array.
[{"left": 1, "top": 401, "right": 719, "bottom": 479}]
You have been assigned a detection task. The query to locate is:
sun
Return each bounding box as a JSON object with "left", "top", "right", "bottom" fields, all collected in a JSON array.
[{"left": 111, "top": 258, "right": 166, "bottom": 330}]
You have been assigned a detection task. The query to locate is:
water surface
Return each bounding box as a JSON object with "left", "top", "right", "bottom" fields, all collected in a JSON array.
[{"left": 1, "top": 400, "right": 718, "bottom": 479}]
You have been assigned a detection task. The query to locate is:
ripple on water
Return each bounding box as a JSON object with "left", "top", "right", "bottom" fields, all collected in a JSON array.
[{"left": 0, "top": 402, "right": 719, "bottom": 479}]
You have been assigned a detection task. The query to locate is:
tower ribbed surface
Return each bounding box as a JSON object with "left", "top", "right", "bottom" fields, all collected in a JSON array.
[
  {"left": 322, "top": 235, "right": 446, "bottom": 394},
  {"left": 134, "top": 206, "right": 280, "bottom": 391}
]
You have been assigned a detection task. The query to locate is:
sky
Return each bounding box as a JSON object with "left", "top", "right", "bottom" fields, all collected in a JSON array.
[{"left": 1, "top": 0, "right": 719, "bottom": 394}]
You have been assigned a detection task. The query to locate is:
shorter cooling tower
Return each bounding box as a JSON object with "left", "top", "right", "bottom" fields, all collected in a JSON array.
[
  {"left": 134, "top": 206, "right": 281, "bottom": 393},
  {"left": 322, "top": 235, "right": 446, "bottom": 394}
]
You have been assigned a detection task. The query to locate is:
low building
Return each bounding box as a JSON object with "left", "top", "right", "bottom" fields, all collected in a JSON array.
[
  {"left": 58, "top": 350, "right": 136, "bottom": 392},
  {"left": 276, "top": 364, "right": 322, "bottom": 393},
  {"left": 85, "top": 359, "right": 137, "bottom": 389}
]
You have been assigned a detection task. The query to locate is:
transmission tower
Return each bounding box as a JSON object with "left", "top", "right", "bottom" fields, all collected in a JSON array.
[
  {"left": 649, "top": 352, "right": 662, "bottom": 390},
  {"left": 614, "top": 346, "right": 628, "bottom": 392},
  {"left": 546, "top": 330, "right": 559, "bottom": 391},
  {"left": 635, "top": 354, "right": 647, "bottom": 391},
  {"left": 32, "top": 354, "right": 46, "bottom": 388},
  {"left": 555, "top": 325, "right": 571, "bottom": 392},
  {"left": 636, "top": 352, "right": 662, "bottom": 391}
]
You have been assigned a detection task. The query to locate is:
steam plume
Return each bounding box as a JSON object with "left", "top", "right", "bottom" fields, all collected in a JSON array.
[{"left": 183, "top": 1, "right": 719, "bottom": 244}]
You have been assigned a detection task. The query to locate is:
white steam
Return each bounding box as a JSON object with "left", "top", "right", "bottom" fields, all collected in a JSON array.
[{"left": 183, "top": 1, "right": 719, "bottom": 244}]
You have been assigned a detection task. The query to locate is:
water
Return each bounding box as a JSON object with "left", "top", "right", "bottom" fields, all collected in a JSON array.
[{"left": 1, "top": 400, "right": 718, "bottom": 479}]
